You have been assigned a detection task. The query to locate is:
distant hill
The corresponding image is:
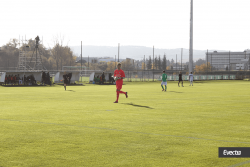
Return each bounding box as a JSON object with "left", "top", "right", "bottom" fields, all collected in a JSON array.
[{"left": 70, "top": 45, "right": 226, "bottom": 63}]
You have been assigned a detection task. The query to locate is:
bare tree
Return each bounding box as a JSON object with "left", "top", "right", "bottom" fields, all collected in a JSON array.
[{"left": 50, "top": 35, "right": 66, "bottom": 70}]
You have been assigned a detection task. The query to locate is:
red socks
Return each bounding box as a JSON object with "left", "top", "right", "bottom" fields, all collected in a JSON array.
[
  {"left": 119, "top": 91, "right": 126, "bottom": 94},
  {"left": 116, "top": 91, "right": 126, "bottom": 101},
  {"left": 116, "top": 91, "right": 119, "bottom": 101}
]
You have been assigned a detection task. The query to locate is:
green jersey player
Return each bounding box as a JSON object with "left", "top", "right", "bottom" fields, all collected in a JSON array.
[{"left": 161, "top": 70, "right": 167, "bottom": 92}]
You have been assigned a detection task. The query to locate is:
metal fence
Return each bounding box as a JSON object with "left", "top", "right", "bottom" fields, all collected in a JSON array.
[
  {"left": 1, "top": 70, "right": 250, "bottom": 84},
  {"left": 116, "top": 70, "right": 248, "bottom": 82}
]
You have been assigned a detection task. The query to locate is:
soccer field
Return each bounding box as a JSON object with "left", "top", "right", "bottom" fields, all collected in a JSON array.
[{"left": 0, "top": 81, "right": 249, "bottom": 167}]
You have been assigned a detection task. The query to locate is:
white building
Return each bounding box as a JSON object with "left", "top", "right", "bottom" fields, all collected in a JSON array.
[{"left": 206, "top": 51, "right": 250, "bottom": 70}]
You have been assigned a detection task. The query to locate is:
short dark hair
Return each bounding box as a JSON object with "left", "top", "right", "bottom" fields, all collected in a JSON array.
[
  {"left": 163, "top": 70, "right": 165, "bottom": 73},
  {"left": 118, "top": 62, "right": 121, "bottom": 65}
]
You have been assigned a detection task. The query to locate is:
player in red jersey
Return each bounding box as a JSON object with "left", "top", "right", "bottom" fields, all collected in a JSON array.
[{"left": 113, "top": 63, "right": 128, "bottom": 103}]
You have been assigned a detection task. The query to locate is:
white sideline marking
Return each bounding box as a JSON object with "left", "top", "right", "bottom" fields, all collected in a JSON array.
[{"left": 228, "top": 160, "right": 250, "bottom": 167}]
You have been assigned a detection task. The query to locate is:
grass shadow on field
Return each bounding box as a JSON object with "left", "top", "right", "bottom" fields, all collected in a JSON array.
[{"left": 122, "top": 103, "right": 154, "bottom": 109}]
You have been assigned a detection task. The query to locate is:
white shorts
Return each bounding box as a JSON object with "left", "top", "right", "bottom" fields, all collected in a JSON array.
[
  {"left": 190, "top": 79, "right": 193, "bottom": 82},
  {"left": 161, "top": 81, "right": 167, "bottom": 85}
]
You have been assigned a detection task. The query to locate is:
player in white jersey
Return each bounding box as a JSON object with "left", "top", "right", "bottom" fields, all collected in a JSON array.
[{"left": 189, "top": 72, "right": 193, "bottom": 86}]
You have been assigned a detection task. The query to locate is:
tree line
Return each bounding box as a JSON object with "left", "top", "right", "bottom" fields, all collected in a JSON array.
[
  {"left": 1, "top": 38, "right": 208, "bottom": 72},
  {"left": 0, "top": 37, "right": 77, "bottom": 70}
]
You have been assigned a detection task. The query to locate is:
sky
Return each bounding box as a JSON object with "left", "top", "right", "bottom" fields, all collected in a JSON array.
[{"left": 1, "top": 0, "right": 250, "bottom": 51}]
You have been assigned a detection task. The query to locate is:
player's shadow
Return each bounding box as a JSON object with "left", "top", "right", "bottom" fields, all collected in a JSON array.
[
  {"left": 67, "top": 90, "right": 76, "bottom": 92},
  {"left": 122, "top": 103, "right": 154, "bottom": 109},
  {"left": 194, "top": 81, "right": 207, "bottom": 83},
  {"left": 168, "top": 91, "right": 183, "bottom": 93}
]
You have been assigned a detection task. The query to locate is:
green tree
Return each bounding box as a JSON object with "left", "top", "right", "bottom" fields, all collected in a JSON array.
[
  {"left": 141, "top": 62, "right": 146, "bottom": 70},
  {"left": 97, "top": 61, "right": 108, "bottom": 71},
  {"left": 162, "top": 54, "right": 167, "bottom": 70},
  {"left": 158, "top": 55, "right": 162, "bottom": 70},
  {"left": 0, "top": 39, "right": 19, "bottom": 70},
  {"left": 147, "top": 56, "right": 152, "bottom": 70},
  {"left": 121, "top": 58, "right": 134, "bottom": 71},
  {"left": 154, "top": 56, "right": 158, "bottom": 70},
  {"left": 106, "top": 62, "right": 116, "bottom": 71}
]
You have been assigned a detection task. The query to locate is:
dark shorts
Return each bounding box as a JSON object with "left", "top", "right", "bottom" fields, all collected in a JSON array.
[
  {"left": 64, "top": 80, "right": 68, "bottom": 84},
  {"left": 179, "top": 79, "right": 183, "bottom": 82}
]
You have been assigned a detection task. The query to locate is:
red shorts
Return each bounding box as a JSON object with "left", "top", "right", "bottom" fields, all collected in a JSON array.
[{"left": 116, "top": 81, "right": 123, "bottom": 90}]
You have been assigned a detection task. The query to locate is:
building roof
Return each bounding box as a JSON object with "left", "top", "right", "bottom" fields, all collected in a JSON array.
[{"left": 75, "top": 57, "right": 99, "bottom": 61}]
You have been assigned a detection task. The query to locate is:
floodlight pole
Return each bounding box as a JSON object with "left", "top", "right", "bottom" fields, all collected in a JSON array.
[{"left": 189, "top": 0, "right": 193, "bottom": 74}]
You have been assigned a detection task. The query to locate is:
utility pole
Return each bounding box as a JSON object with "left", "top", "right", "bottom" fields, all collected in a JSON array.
[
  {"left": 115, "top": 55, "right": 116, "bottom": 70},
  {"left": 207, "top": 49, "right": 208, "bottom": 80},
  {"left": 144, "top": 55, "right": 145, "bottom": 81},
  {"left": 211, "top": 53, "right": 212, "bottom": 72},
  {"left": 35, "top": 42, "right": 38, "bottom": 70},
  {"left": 81, "top": 41, "right": 82, "bottom": 83},
  {"left": 176, "top": 54, "right": 177, "bottom": 75},
  {"left": 118, "top": 43, "right": 120, "bottom": 62},
  {"left": 181, "top": 48, "right": 183, "bottom": 71},
  {"left": 153, "top": 46, "right": 154, "bottom": 81},
  {"left": 144, "top": 55, "right": 146, "bottom": 70},
  {"left": 229, "top": 51, "right": 230, "bottom": 79}
]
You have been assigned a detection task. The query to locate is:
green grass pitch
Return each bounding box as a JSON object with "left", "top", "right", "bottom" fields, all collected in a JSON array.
[{"left": 0, "top": 80, "right": 250, "bottom": 166}]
